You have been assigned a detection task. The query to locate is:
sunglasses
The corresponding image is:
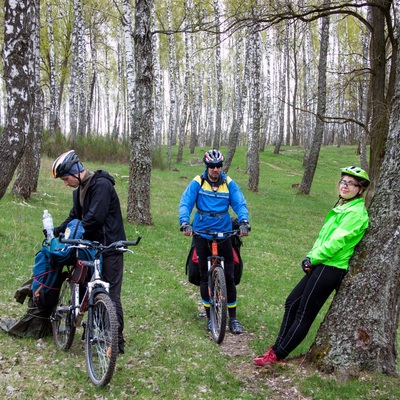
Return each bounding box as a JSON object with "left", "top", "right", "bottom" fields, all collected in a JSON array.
[
  {"left": 208, "top": 164, "right": 223, "bottom": 169},
  {"left": 339, "top": 179, "right": 360, "bottom": 188}
]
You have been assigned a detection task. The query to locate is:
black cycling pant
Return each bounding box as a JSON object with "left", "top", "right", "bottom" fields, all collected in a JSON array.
[
  {"left": 273, "top": 264, "right": 346, "bottom": 360},
  {"left": 193, "top": 235, "right": 236, "bottom": 313},
  {"left": 102, "top": 253, "right": 124, "bottom": 345}
]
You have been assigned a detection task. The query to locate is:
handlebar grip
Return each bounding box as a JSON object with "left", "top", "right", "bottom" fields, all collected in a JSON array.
[{"left": 121, "top": 236, "right": 142, "bottom": 246}]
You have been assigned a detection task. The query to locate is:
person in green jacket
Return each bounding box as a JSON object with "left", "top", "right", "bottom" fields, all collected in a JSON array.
[{"left": 254, "top": 166, "right": 370, "bottom": 367}]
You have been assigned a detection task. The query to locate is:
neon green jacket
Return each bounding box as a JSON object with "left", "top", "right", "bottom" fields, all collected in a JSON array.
[{"left": 307, "top": 198, "right": 369, "bottom": 270}]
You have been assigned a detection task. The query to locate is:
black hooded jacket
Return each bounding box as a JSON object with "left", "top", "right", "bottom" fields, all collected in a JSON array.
[{"left": 55, "top": 170, "right": 126, "bottom": 251}]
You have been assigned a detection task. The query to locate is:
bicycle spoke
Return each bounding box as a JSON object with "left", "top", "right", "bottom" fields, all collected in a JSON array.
[{"left": 85, "top": 293, "right": 118, "bottom": 386}]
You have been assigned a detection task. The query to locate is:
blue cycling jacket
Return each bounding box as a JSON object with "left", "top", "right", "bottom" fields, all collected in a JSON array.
[{"left": 179, "top": 170, "right": 249, "bottom": 238}]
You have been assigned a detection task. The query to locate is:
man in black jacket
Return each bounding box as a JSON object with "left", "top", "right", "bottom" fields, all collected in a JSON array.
[{"left": 52, "top": 150, "right": 127, "bottom": 354}]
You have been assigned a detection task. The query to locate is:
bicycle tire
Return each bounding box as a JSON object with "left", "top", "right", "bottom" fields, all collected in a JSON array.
[
  {"left": 210, "top": 266, "right": 227, "bottom": 344},
  {"left": 85, "top": 292, "right": 118, "bottom": 387},
  {"left": 51, "top": 280, "right": 76, "bottom": 350}
]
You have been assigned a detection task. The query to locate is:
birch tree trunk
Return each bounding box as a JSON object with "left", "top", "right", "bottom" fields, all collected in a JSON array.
[
  {"left": 177, "top": 12, "right": 191, "bottom": 163},
  {"left": 298, "top": 0, "right": 330, "bottom": 195},
  {"left": 224, "top": 34, "right": 248, "bottom": 172},
  {"left": 151, "top": 1, "right": 163, "bottom": 147},
  {"left": 247, "top": 30, "right": 261, "bottom": 192},
  {"left": 76, "top": 0, "right": 87, "bottom": 137},
  {"left": 0, "top": 0, "right": 35, "bottom": 200},
  {"left": 122, "top": 0, "right": 136, "bottom": 135},
  {"left": 308, "top": 31, "right": 400, "bottom": 376},
  {"left": 273, "top": 22, "right": 289, "bottom": 154},
  {"left": 12, "top": 0, "right": 43, "bottom": 199},
  {"left": 260, "top": 31, "right": 272, "bottom": 150},
  {"left": 69, "top": 0, "right": 80, "bottom": 143},
  {"left": 212, "top": 0, "right": 222, "bottom": 149},
  {"left": 166, "top": 0, "right": 177, "bottom": 165},
  {"left": 46, "top": 2, "right": 58, "bottom": 136},
  {"left": 112, "top": 28, "right": 123, "bottom": 139},
  {"left": 127, "top": 0, "right": 153, "bottom": 225},
  {"left": 291, "top": 21, "right": 299, "bottom": 146}
]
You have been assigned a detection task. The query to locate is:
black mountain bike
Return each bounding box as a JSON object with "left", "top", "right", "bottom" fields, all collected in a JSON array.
[
  {"left": 51, "top": 236, "right": 141, "bottom": 386},
  {"left": 193, "top": 230, "right": 239, "bottom": 344}
]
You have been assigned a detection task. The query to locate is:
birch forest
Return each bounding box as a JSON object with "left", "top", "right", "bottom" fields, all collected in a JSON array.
[
  {"left": 0, "top": 1, "right": 396, "bottom": 153},
  {"left": 0, "top": 0, "right": 397, "bottom": 202},
  {"left": 1, "top": 0, "right": 400, "bottom": 376}
]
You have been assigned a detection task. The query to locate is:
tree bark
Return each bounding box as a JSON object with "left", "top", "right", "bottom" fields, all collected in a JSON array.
[
  {"left": 247, "top": 30, "right": 261, "bottom": 192},
  {"left": 212, "top": 0, "right": 222, "bottom": 149},
  {"left": 224, "top": 34, "right": 248, "bottom": 173},
  {"left": 127, "top": 0, "right": 154, "bottom": 225},
  {"left": 298, "top": 0, "right": 330, "bottom": 195},
  {"left": 365, "top": 1, "right": 394, "bottom": 205},
  {"left": 12, "top": 0, "right": 43, "bottom": 200},
  {"left": 0, "top": 0, "right": 35, "bottom": 200}
]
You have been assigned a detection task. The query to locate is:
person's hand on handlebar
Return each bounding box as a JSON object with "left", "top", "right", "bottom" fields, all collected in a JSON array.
[
  {"left": 180, "top": 222, "right": 193, "bottom": 237},
  {"left": 239, "top": 221, "right": 250, "bottom": 236}
]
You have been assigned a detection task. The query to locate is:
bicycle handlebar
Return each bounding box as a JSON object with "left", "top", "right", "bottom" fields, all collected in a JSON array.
[
  {"left": 59, "top": 235, "right": 142, "bottom": 251},
  {"left": 193, "top": 230, "right": 240, "bottom": 238}
]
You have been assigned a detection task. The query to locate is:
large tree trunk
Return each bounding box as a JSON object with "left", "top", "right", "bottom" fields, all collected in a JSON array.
[
  {"left": 298, "top": 0, "right": 330, "bottom": 195},
  {"left": 308, "top": 32, "right": 400, "bottom": 376},
  {"left": 365, "top": 1, "right": 393, "bottom": 205},
  {"left": 12, "top": 0, "right": 43, "bottom": 200},
  {"left": 127, "top": 0, "right": 153, "bottom": 225},
  {"left": 0, "top": 0, "right": 35, "bottom": 200}
]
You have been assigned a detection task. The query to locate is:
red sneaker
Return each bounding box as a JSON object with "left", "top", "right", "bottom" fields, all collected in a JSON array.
[
  {"left": 253, "top": 348, "right": 282, "bottom": 367},
  {"left": 253, "top": 346, "right": 273, "bottom": 363}
]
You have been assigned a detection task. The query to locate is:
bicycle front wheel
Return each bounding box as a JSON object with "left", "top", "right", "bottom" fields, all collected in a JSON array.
[
  {"left": 51, "top": 280, "right": 76, "bottom": 350},
  {"left": 210, "top": 266, "right": 227, "bottom": 344},
  {"left": 85, "top": 292, "right": 118, "bottom": 387}
]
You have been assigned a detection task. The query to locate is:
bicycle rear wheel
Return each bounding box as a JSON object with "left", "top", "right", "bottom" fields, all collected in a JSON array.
[
  {"left": 85, "top": 292, "right": 118, "bottom": 387},
  {"left": 210, "top": 266, "right": 227, "bottom": 344},
  {"left": 51, "top": 280, "right": 76, "bottom": 350}
]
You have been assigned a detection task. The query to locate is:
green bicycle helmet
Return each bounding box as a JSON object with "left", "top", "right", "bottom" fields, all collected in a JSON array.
[{"left": 340, "top": 166, "right": 370, "bottom": 188}]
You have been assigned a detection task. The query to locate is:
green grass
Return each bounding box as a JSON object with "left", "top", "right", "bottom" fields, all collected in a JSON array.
[{"left": 1, "top": 145, "right": 399, "bottom": 399}]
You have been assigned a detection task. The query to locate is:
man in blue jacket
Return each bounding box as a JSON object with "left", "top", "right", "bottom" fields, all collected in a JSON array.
[
  {"left": 52, "top": 150, "right": 127, "bottom": 354},
  {"left": 179, "top": 149, "right": 250, "bottom": 334}
]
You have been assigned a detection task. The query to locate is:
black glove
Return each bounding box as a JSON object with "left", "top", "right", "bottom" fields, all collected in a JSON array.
[
  {"left": 239, "top": 221, "right": 250, "bottom": 235},
  {"left": 53, "top": 226, "right": 62, "bottom": 238},
  {"left": 180, "top": 223, "right": 193, "bottom": 234},
  {"left": 301, "top": 257, "right": 312, "bottom": 273},
  {"left": 42, "top": 229, "right": 48, "bottom": 239}
]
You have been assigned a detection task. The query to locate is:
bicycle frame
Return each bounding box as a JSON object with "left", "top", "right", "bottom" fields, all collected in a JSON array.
[
  {"left": 193, "top": 230, "right": 239, "bottom": 344},
  {"left": 69, "top": 248, "right": 110, "bottom": 328},
  {"left": 51, "top": 236, "right": 141, "bottom": 386}
]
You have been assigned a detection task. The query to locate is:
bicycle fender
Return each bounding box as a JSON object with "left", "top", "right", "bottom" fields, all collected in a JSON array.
[{"left": 88, "top": 287, "right": 109, "bottom": 306}]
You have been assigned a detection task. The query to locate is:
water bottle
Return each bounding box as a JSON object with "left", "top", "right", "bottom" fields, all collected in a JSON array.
[{"left": 43, "top": 210, "right": 54, "bottom": 240}]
